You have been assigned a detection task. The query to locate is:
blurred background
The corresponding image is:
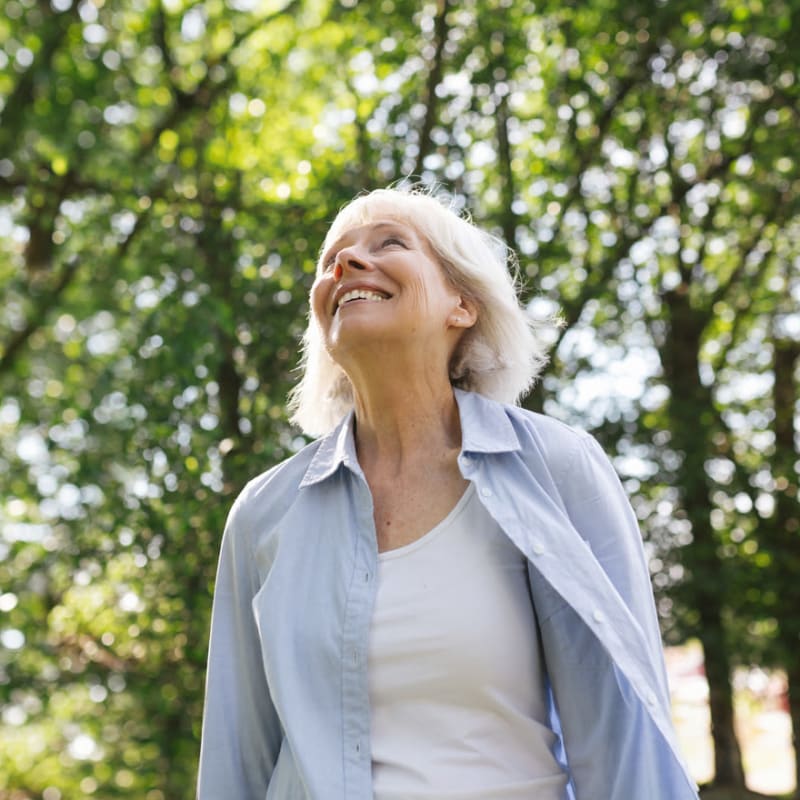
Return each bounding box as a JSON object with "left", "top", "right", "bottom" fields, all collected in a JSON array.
[{"left": 0, "top": 0, "right": 798, "bottom": 797}]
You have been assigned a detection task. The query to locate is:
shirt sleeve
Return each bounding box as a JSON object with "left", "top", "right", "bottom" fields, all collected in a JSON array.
[
  {"left": 540, "top": 433, "right": 698, "bottom": 799},
  {"left": 197, "top": 491, "right": 283, "bottom": 799},
  {"left": 559, "top": 433, "right": 669, "bottom": 692}
]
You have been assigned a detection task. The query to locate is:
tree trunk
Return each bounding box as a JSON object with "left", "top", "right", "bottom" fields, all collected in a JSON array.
[
  {"left": 786, "top": 662, "right": 800, "bottom": 800},
  {"left": 661, "top": 288, "right": 746, "bottom": 788},
  {"left": 771, "top": 337, "right": 800, "bottom": 799},
  {"left": 699, "top": 625, "right": 745, "bottom": 786}
]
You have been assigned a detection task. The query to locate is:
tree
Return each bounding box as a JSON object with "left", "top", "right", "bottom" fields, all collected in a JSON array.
[{"left": 2, "top": 0, "right": 798, "bottom": 795}]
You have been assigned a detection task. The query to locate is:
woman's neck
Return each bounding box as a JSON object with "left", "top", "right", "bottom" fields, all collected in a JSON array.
[{"left": 351, "top": 373, "right": 462, "bottom": 476}]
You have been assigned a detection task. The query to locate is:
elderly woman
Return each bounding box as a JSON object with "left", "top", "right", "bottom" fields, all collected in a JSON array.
[{"left": 197, "top": 188, "right": 698, "bottom": 799}]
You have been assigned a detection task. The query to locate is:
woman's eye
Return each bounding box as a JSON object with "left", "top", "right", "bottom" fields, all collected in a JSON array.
[{"left": 381, "top": 237, "right": 405, "bottom": 248}]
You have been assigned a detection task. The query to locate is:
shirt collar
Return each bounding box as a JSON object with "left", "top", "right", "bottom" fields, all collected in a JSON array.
[
  {"left": 300, "top": 410, "right": 360, "bottom": 488},
  {"left": 453, "top": 388, "right": 521, "bottom": 455},
  {"left": 299, "top": 389, "right": 521, "bottom": 488}
]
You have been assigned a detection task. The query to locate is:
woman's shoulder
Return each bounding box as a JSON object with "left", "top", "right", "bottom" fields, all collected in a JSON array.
[
  {"left": 505, "top": 403, "right": 600, "bottom": 482},
  {"left": 461, "top": 390, "right": 593, "bottom": 469},
  {"left": 505, "top": 402, "right": 591, "bottom": 445},
  {"left": 460, "top": 395, "right": 608, "bottom": 485},
  {"left": 229, "top": 435, "right": 326, "bottom": 526}
]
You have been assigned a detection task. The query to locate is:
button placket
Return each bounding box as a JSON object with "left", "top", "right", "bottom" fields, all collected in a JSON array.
[{"left": 341, "top": 475, "right": 377, "bottom": 795}]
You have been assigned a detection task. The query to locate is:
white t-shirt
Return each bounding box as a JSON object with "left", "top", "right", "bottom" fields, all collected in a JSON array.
[{"left": 368, "top": 483, "right": 569, "bottom": 800}]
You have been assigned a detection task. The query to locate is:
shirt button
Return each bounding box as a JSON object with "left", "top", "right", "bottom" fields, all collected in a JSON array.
[
  {"left": 480, "top": 487, "right": 493, "bottom": 498},
  {"left": 646, "top": 691, "right": 658, "bottom": 706},
  {"left": 592, "top": 609, "right": 604, "bottom": 623},
  {"left": 532, "top": 541, "right": 545, "bottom": 556}
]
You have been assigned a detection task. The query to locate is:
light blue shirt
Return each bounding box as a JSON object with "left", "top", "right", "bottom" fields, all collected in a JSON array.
[{"left": 197, "top": 389, "right": 699, "bottom": 799}]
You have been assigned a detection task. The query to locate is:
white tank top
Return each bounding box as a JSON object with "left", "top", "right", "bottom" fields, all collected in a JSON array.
[{"left": 368, "top": 483, "right": 568, "bottom": 800}]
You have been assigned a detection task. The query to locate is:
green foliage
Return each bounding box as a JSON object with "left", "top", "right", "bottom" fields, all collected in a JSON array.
[{"left": 1, "top": 0, "right": 798, "bottom": 795}]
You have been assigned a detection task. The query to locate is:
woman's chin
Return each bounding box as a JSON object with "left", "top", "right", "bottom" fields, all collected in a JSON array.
[
  {"left": 326, "top": 323, "right": 407, "bottom": 364},
  {"left": 329, "top": 312, "right": 396, "bottom": 340}
]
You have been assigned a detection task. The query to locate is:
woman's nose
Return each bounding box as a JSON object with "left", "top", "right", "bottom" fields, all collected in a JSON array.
[{"left": 333, "top": 246, "right": 369, "bottom": 279}]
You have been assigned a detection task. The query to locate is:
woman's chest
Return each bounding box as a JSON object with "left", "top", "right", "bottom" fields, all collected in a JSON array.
[{"left": 369, "top": 472, "right": 471, "bottom": 553}]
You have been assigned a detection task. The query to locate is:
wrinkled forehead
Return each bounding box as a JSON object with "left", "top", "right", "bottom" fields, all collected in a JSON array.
[
  {"left": 323, "top": 202, "right": 409, "bottom": 245},
  {"left": 319, "top": 194, "right": 434, "bottom": 265}
]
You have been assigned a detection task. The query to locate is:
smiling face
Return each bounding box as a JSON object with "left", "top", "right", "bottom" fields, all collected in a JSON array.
[{"left": 310, "top": 218, "right": 476, "bottom": 369}]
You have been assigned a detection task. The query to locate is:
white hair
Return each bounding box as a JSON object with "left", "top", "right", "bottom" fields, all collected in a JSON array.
[{"left": 288, "top": 186, "right": 553, "bottom": 437}]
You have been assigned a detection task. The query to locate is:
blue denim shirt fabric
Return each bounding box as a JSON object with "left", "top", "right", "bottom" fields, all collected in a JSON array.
[{"left": 197, "top": 389, "right": 699, "bottom": 799}]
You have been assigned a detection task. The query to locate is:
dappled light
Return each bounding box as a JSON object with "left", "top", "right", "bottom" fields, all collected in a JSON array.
[{"left": 1, "top": 0, "right": 798, "bottom": 796}]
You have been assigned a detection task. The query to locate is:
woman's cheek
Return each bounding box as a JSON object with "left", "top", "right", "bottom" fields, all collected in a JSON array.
[{"left": 309, "top": 281, "right": 329, "bottom": 326}]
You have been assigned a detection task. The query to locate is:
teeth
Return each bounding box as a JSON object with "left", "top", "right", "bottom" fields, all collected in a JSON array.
[{"left": 337, "top": 289, "right": 388, "bottom": 308}]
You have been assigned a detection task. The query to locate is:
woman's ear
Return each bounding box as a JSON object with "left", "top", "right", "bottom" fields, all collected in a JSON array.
[{"left": 448, "top": 295, "right": 478, "bottom": 329}]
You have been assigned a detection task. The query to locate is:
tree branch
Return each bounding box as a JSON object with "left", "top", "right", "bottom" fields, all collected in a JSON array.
[
  {"left": 0, "top": 256, "right": 80, "bottom": 375},
  {"left": 136, "top": 0, "right": 302, "bottom": 160},
  {"left": 412, "top": 0, "right": 450, "bottom": 177},
  {"left": 0, "top": 2, "right": 80, "bottom": 150},
  {"left": 0, "top": 207, "right": 147, "bottom": 377}
]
